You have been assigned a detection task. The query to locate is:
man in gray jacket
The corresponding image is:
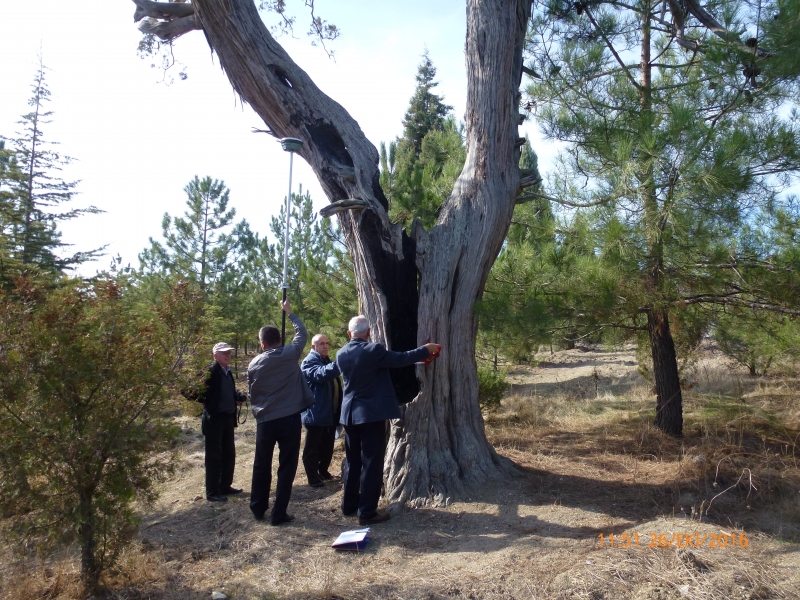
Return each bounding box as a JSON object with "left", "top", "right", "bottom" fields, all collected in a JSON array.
[{"left": 248, "top": 300, "right": 314, "bottom": 525}]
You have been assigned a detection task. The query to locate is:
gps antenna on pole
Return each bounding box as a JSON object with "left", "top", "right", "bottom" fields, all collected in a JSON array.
[{"left": 279, "top": 137, "right": 303, "bottom": 345}]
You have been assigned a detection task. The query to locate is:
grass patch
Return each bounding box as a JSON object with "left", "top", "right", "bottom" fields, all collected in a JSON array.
[{"left": 2, "top": 347, "right": 799, "bottom": 599}]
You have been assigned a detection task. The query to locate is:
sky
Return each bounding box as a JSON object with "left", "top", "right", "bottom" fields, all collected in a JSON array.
[{"left": 0, "top": 1, "right": 546, "bottom": 276}]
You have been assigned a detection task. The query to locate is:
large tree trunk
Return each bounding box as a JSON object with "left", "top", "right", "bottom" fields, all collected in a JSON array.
[
  {"left": 180, "top": 0, "right": 532, "bottom": 503},
  {"left": 386, "top": 0, "right": 529, "bottom": 504}
]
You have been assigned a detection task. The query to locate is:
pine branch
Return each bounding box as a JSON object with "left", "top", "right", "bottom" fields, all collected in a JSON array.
[
  {"left": 678, "top": 295, "right": 800, "bottom": 315},
  {"left": 584, "top": 6, "right": 642, "bottom": 90}
]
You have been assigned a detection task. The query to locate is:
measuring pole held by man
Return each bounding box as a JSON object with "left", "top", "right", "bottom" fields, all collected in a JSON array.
[{"left": 278, "top": 137, "right": 303, "bottom": 345}]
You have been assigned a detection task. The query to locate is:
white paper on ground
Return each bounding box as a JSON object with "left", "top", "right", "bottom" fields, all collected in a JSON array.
[{"left": 332, "top": 528, "right": 370, "bottom": 546}]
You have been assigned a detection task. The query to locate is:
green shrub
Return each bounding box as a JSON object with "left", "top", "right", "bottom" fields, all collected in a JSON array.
[
  {"left": 0, "top": 277, "right": 207, "bottom": 593},
  {"left": 477, "top": 366, "right": 510, "bottom": 411}
]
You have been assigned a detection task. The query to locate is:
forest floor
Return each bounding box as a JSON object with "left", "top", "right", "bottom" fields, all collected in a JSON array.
[{"left": 3, "top": 343, "right": 800, "bottom": 599}]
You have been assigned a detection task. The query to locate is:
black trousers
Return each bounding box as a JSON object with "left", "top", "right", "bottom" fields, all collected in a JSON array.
[
  {"left": 342, "top": 420, "right": 386, "bottom": 520},
  {"left": 250, "top": 412, "right": 301, "bottom": 524},
  {"left": 302, "top": 424, "right": 337, "bottom": 484},
  {"left": 204, "top": 411, "right": 237, "bottom": 496}
]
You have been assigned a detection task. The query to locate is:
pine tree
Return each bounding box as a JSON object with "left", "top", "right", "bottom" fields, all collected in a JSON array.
[
  {"left": 478, "top": 137, "right": 553, "bottom": 364},
  {"left": 211, "top": 219, "right": 276, "bottom": 356},
  {"left": 0, "top": 60, "right": 102, "bottom": 276},
  {"left": 380, "top": 53, "right": 461, "bottom": 229},
  {"left": 400, "top": 50, "right": 453, "bottom": 154},
  {"left": 525, "top": 0, "right": 800, "bottom": 435},
  {"left": 0, "top": 140, "right": 22, "bottom": 281},
  {"left": 139, "top": 176, "right": 237, "bottom": 293}
]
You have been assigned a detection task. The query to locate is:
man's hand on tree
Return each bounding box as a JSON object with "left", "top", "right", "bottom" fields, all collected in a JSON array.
[{"left": 424, "top": 343, "right": 441, "bottom": 357}]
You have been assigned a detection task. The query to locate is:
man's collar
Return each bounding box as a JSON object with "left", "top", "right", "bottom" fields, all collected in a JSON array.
[{"left": 214, "top": 362, "right": 230, "bottom": 375}]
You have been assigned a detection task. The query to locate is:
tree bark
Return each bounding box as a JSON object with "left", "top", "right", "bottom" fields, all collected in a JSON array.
[
  {"left": 78, "top": 494, "right": 99, "bottom": 594},
  {"left": 137, "top": 13, "right": 201, "bottom": 40},
  {"left": 179, "top": 0, "right": 531, "bottom": 503},
  {"left": 387, "top": 0, "right": 531, "bottom": 504},
  {"left": 648, "top": 309, "right": 683, "bottom": 436}
]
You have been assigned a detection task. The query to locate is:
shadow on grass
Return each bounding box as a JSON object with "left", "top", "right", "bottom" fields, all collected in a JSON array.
[{"left": 508, "top": 371, "right": 646, "bottom": 401}]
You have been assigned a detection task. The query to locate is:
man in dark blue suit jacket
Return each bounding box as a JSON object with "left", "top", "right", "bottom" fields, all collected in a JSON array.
[
  {"left": 336, "top": 315, "right": 440, "bottom": 525},
  {"left": 300, "top": 334, "right": 342, "bottom": 487}
]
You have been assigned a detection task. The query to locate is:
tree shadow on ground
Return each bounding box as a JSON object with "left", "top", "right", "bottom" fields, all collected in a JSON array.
[{"left": 507, "top": 370, "right": 646, "bottom": 399}]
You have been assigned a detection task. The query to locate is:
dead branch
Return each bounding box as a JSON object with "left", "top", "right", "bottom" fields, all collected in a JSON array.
[
  {"left": 133, "top": 0, "right": 196, "bottom": 22},
  {"left": 318, "top": 199, "right": 367, "bottom": 218},
  {"left": 138, "top": 14, "right": 201, "bottom": 41}
]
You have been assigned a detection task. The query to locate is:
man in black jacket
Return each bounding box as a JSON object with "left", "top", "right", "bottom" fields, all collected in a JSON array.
[{"left": 200, "top": 342, "right": 246, "bottom": 502}]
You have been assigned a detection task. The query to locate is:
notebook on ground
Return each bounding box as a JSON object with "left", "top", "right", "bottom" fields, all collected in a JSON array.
[{"left": 332, "top": 527, "right": 371, "bottom": 551}]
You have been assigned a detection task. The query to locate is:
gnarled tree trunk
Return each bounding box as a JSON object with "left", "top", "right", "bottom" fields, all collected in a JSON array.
[
  {"left": 137, "top": 0, "right": 532, "bottom": 504},
  {"left": 387, "top": 1, "right": 530, "bottom": 504}
]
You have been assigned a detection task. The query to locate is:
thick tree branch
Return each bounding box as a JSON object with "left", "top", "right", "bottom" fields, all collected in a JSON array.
[
  {"left": 517, "top": 168, "right": 542, "bottom": 191},
  {"left": 132, "top": 0, "right": 196, "bottom": 22},
  {"left": 189, "top": 0, "right": 396, "bottom": 240},
  {"left": 666, "top": 0, "right": 773, "bottom": 57},
  {"left": 682, "top": 0, "right": 744, "bottom": 45},
  {"left": 137, "top": 14, "right": 201, "bottom": 41},
  {"left": 318, "top": 198, "right": 367, "bottom": 218}
]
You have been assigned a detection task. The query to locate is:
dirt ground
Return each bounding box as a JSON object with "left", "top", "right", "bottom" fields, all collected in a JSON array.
[{"left": 4, "top": 345, "right": 799, "bottom": 599}]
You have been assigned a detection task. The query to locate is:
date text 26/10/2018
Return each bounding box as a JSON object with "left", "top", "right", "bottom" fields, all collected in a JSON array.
[{"left": 597, "top": 532, "right": 749, "bottom": 548}]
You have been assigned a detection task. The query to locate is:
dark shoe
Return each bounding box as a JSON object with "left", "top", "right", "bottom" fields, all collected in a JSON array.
[
  {"left": 252, "top": 512, "right": 265, "bottom": 521},
  {"left": 359, "top": 510, "right": 390, "bottom": 525},
  {"left": 221, "top": 487, "right": 243, "bottom": 495},
  {"left": 308, "top": 480, "right": 324, "bottom": 488},
  {"left": 342, "top": 508, "right": 357, "bottom": 517},
  {"left": 206, "top": 494, "right": 228, "bottom": 503},
  {"left": 320, "top": 471, "right": 334, "bottom": 481},
  {"left": 270, "top": 513, "right": 295, "bottom": 526}
]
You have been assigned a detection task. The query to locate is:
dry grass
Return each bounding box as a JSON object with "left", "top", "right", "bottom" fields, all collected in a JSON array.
[{"left": 2, "top": 346, "right": 799, "bottom": 599}]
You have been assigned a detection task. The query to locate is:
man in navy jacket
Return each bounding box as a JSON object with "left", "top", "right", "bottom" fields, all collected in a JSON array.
[
  {"left": 300, "top": 334, "right": 342, "bottom": 487},
  {"left": 336, "top": 315, "right": 439, "bottom": 525}
]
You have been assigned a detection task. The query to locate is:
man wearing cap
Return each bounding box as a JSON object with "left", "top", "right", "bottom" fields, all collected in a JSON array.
[
  {"left": 336, "top": 315, "right": 440, "bottom": 525},
  {"left": 200, "top": 342, "right": 246, "bottom": 502},
  {"left": 248, "top": 300, "right": 314, "bottom": 525}
]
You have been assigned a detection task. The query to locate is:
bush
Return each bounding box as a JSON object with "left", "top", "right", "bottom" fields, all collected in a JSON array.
[
  {"left": 0, "top": 277, "right": 207, "bottom": 593},
  {"left": 477, "top": 365, "right": 510, "bottom": 411}
]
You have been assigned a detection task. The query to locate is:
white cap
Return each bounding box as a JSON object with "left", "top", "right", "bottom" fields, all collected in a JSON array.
[{"left": 213, "top": 342, "right": 234, "bottom": 354}]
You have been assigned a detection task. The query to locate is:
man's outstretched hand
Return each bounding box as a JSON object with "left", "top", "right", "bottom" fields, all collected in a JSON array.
[
  {"left": 280, "top": 299, "right": 292, "bottom": 314},
  {"left": 424, "top": 343, "right": 441, "bottom": 357}
]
